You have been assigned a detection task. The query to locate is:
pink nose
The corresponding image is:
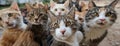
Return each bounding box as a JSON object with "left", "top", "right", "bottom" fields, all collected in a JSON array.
[
  {"left": 60, "top": 30, "right": 66, "bottom": 34},
  {"left": 59, "top": 12, "right": 61, "bottom": 15},
  {"left": 100, "top": 19, "right": 105, "bottom": 21}
]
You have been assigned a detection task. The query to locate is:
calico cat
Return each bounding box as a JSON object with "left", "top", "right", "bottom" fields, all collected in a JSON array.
[
  {"left": 48, "top": 7, "right": 83, "bottom": 46},
  {"left": 50, "top": 0, "right": 69, "bottom": 16},
  {"left": 82, "top": 0, "right": 119, "bottom": 46},
  {"left": 13, "top": 3, "right": 49, "bottom": 46},
  {"left": 0, "top": 2, "right": 27, "bottom": 46}
]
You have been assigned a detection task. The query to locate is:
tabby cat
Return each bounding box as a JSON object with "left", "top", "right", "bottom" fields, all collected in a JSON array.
[
  {"left": 50, "top": 0, "right": 70, "bottom": 16},
  {"left": 13, "top": 3, "right": 49, "bottom": 46},
  {"left": 82, "top": 0, "right": 119, "bottom": 46},
  {"left": 0, "top": 2, "right": 27, "bottom": 46},
  {"left": 48, "top": 7, "right": 83, "bottom": 46}
]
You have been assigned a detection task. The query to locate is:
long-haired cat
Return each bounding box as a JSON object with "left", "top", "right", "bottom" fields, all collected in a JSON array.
[
  {"left": 0, "top": 2, "right": 27, "bottom": 46},
  {"left": 13, "top": 3, "right": 49, "bottom": 46},
  {"left": 50, "top": 0, "right": 69, "bottom": 16},
  {"left": 48, "top": 7, "right": 83, "bottom": 46},
  {"left": 82, "top": 0, "right": 119, "bottom": 46}
]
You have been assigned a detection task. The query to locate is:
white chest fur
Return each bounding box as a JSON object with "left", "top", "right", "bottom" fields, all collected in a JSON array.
[{"left": 54, "top": 31, "right": 83, "bottom": 46}]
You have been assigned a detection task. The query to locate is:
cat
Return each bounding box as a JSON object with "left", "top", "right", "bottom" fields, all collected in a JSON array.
[
  {"left": 13, "top": 3, "right": 49, "bottom": 46},
  {"left": 50, "top": 0, "right": 70, "bottom": 16},
  {"left": 75, "top": 1, "right": 89, "bottom": 24},
  {"left": 81, "top": 0, "right": 119, "bottom": 46},
  {"left": 0, "top": 2, "right": 27, "bottom": 46},
  {"left": 48, "top": 7, "right": 83, "bottom": 46}
]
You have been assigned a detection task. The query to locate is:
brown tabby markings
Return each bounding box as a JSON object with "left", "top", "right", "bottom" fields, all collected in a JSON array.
[{"left": 13, "top": 3, "right": 49, "bottom": 46}]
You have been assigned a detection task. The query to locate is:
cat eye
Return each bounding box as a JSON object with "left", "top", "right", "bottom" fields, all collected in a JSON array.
[
  {"left": 8, "top": 13, "right": 13, "bottom": 17},
  {"left": 94, "top": 12, "right": 99, "bottom": 17},
  {"left": 66, "top": 21, "right": 72, "bottom": 26},
  {"left": 0, "top": 17, "right": 2, "bottom": 20},
  {"left": 61, "top": 9, "right": 65, "bottom": 11},
  {"left": 106, "top": 13, "right": 112, "bottom": 17},
  {"left": 54, "top": 23, "right": 59, "bottom": 28},
  {"left": 55, "top": 9, "right": 57, "bottom": 11}
]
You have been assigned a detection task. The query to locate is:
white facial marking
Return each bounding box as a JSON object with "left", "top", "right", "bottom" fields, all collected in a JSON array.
[{"left": 55, "top": 20, "right": 72, "bottom": 40}]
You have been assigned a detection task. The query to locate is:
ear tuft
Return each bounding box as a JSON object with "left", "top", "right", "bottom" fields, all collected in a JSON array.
[
  {"left": 109, "top": 0, "right": 119, "bottom": 9},
  {"left": 25, "top": 3, "right": 32, "bottom": 12},
  {"left": 10, "top": 2, "right": 19, "bottom": 11}
]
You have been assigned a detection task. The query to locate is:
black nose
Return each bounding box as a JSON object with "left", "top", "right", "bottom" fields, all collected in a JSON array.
[{"left": 35, "top": 18, "right": 38, "bottom": 21}]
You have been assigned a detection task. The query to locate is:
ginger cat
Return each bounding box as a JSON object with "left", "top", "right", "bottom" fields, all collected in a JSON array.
[{"left": 0, "top": 2, "right": 27, "bottom": 46}]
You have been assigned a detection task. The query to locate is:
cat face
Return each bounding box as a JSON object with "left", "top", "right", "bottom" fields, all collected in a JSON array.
[
  {"left": 0, "top": 2, "right": 23, "bottom": 28},
  {"left": 50, "top": 0, "right": 69, "bottom": 16},
  {"left": 25, "top": 3, "right": 48, "bottom": 25},
  {"left": 48, "top": 7, "right": 78, "bottom": 40},
  {"left": 85, "top": 0, "right": 118, "bottom": 28},
  {"left": 75, "top": 2, "right": 89, "bottom": 24}
]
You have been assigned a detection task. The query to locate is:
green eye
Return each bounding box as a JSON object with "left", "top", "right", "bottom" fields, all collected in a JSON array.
[{"left": 8, "top": 13, "right": 13, "bottom": 17}]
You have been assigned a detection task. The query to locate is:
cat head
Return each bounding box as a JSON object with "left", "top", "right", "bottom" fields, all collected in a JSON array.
[
  {"left": 85, "top": 0, "right": 118, "bottom": 28},
  {"left": 0, "top": 2, "right": 23, "bottom": 28},
  {"left": 48, "top": 7, "right": 79, "bottom": 40},
  {"left": 50, "top": 0, "right": 69, "bottom": 16},
  {"left": 25, "top": 3, "right": 48, "bottom": 25},
  {"left": 75, "top": 1, "right": 89, "bottom": 24}
]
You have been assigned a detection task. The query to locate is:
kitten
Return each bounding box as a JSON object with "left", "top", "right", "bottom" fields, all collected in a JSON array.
[
  {"left": 0, "top": 2, "right": 27, "bottom": 46},
  {"left": 82, "top": 0, "right": 119, "bottom": 46},
  {"left": 48, "top": 7, "right": 83, "bottom": 46},
  {"left": 13, "top": 3, "right": 49, "bottom": 46},
  {"left": 50, "top": 0, "right": 69, "bottom": 16}
]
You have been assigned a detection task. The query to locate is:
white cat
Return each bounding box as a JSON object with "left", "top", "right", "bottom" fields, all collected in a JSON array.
[{"left": 50, "top": 0, "right": 69, "bottom": 16}]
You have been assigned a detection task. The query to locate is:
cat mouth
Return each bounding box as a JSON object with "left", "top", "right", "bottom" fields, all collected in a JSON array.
[{"left": 97, "top": 22, "right": 105, "bottom": 25}]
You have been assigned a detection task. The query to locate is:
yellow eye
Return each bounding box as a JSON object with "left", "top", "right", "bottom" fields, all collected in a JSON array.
[
  {"left": 106, "top": 13, "right": 112, "bottom": 17},
  {"left": 94, "top": 12, "right": 99, "bottom": 17},
  {"left": 66, "top": 21, "right": 72, "bottom": 26},
  {"left": 54, "top": 23, "right": 58, "bottom": 27}
]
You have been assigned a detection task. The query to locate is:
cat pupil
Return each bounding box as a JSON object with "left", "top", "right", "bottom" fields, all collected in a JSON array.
[
  {"left": 0, "top": 17, "right": 2, "bottom": 20},
  {"left": 55, "top": 9, "right": 57, "bottom": 11},
  {"left": 61, "top": 9, "right": 65, "bottom": 11},
  {"left": 94, "top": 12, "right": 99, "bottom": 17},
  {"left": 8, "top": 13, "right": 13, "bottom": 17}
]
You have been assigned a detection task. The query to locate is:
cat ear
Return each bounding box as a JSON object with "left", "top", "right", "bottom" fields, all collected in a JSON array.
[
  {"left": 67, "top": 6, "right": 75, "bottom": 19},
  {"left": 88, "top": 0, "right": 96, "bottom": 10},
  {"left": 25, "top": 3, "right": 33, "bottom": 12},
  {"left": 64, "top": 0, "right": 69, "bottom": 7},
  {"left": 108, "top": 0, "right": 119, "bottom": 9},
  {"left": 48, "top": 11, "right": 57, "bottom": 22},
  {"left": 50, "top": 0, "right": 56, "bottom": 8},
  {"left": 80, "top": 2, "right": 86, "bottom": 7},
  {"left": 10, "top": 2, "right": 20, "bottom": 11}
]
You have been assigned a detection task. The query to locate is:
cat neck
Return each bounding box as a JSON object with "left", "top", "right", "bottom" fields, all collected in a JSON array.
[{"left": 83, "top": 23, "right": 108, "bottom": 40}]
